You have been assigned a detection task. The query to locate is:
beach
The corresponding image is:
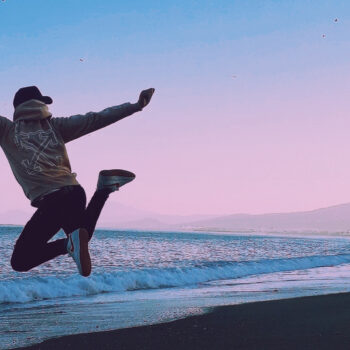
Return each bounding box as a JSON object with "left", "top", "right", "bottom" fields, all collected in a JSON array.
[
  {"left": 13, "top": 292, "right": 350, "bottom": 350},
  {"left": 3, "top": 228, "right": 350, "bottom": 349}
]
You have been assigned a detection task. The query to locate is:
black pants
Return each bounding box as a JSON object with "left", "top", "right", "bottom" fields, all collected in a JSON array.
[{"left": 10, "top": 185, "right": 109, "bottom": 272}]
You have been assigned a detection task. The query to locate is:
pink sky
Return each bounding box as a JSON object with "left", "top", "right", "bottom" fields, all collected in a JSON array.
[{"left": 1, "top": 1, "right": 350, "bottom": 216}]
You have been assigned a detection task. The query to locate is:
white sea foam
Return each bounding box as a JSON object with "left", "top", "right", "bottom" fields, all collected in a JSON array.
[{"left": 1, "top": 254, "right": 350, "bottom": 304}]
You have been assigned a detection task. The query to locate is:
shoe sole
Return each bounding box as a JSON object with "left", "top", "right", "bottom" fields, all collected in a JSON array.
[
  {"left": 98, "top": 169, "right": 136, "bottom": 191},
  {"left": 79, "top": 228, "right": 91, "bottom": 277},
  {"left": 99, "top": 169, "right": 135, "bottom": 178}
]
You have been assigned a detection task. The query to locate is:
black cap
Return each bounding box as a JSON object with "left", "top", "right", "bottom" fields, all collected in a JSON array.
[{"left": 13, "top": 86, "right": 53, "bottom": 108}]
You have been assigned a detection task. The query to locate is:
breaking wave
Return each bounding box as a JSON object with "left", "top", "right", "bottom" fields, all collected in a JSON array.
[{"left": 2, "top": 254, "right": 350, "bottom": 304}]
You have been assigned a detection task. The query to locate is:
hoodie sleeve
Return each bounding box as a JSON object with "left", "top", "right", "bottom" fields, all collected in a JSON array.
[
  {"left": 50, "top": 103, "right": 142, "bottom": 143},
  {"left": 0, "top": 116, "right": 12, "bottom": 146}
]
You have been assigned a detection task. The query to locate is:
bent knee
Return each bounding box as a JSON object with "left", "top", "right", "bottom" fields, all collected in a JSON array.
[
  {"left": 10, "top": 250, "right": 31, "bottom": 272},
  {"left": 11, "top": 260, "right": 31, "bottom": 272}
]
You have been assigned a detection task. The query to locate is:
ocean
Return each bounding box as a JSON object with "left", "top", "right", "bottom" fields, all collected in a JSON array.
[{"left": 1, "top": 226, "right": 350, "bottom": 349}]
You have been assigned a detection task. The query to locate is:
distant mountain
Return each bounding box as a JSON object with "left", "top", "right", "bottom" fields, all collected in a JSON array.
[
  {"left": 101, "top": 218, "right": 172, "bottom": 230},
  {"left": 0, "top": 201, "right": 216, "bottom": 229},
  {"left": 98, "top": 201, "right": 218, "bottom": 228},
  {"left": 3, "top": 202, "right": 350, "bottom": 234},
  {"left": 179, "top": 203, "right": 350, "bottom": 233}
]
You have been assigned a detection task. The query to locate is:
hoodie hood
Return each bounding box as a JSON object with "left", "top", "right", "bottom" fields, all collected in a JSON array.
[{"left": 13, "top": 99, "right": 52, "bottom": 122}]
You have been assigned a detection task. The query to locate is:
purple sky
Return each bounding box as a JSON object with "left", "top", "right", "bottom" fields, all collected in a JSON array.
[{"left": 0, "top": 1, "right": 350, "bottom": 216}]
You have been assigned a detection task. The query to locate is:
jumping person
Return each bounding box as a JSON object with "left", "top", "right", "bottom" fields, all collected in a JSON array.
[{"left": 0, "top": 86, "right": 155, "bottom": 276}]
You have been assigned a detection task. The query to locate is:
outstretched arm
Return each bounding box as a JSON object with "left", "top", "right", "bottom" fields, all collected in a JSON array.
[
  {"left": 0, "top": 116, "right": 12, "bottom": 146},
  {"left": 51, "top": 88, "right": 155, "bottom": 143}
]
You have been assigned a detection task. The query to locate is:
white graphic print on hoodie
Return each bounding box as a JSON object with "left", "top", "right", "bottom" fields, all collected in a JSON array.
[{"left": 0, "top": 99, "right": 140, "bottom": 205}]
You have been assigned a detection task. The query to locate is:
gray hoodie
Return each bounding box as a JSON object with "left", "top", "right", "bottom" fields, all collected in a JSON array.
[{"left": 0, "top": 99, "right": 141, "bottom": 205}]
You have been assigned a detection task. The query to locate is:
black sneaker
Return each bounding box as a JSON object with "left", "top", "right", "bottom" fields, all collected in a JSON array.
[{"left": 97, "top": 169, "right": 136, "bottom": 193}]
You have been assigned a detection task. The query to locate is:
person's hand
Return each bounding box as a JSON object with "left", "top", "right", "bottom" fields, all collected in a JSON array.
[{"left": 137, "top": 88, "right": 155, "bottom": 109}]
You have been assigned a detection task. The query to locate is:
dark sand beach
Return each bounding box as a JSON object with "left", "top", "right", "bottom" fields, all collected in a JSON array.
[{"left": 14, "top": 292, "right": 350, "bottom": 350}]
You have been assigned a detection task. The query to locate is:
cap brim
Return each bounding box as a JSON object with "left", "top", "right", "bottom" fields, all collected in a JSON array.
[{"left": 40, "top": 96, "right": 53, "bottom": 105}]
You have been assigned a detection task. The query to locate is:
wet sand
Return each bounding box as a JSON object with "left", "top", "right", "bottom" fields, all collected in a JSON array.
[{"left": 14, "top": 293, "right": 350, "bottom": 350}]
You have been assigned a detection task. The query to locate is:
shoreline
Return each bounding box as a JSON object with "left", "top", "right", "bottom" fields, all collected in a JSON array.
[
  {"left": 99, "top": 226, "right": 350, "bottom": 239},
  {"left": 13, "top": 292, "right": 350, "bottom": 350},
  {"left": 3, "top": 224, "right": 350, "bottom": 240}
]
